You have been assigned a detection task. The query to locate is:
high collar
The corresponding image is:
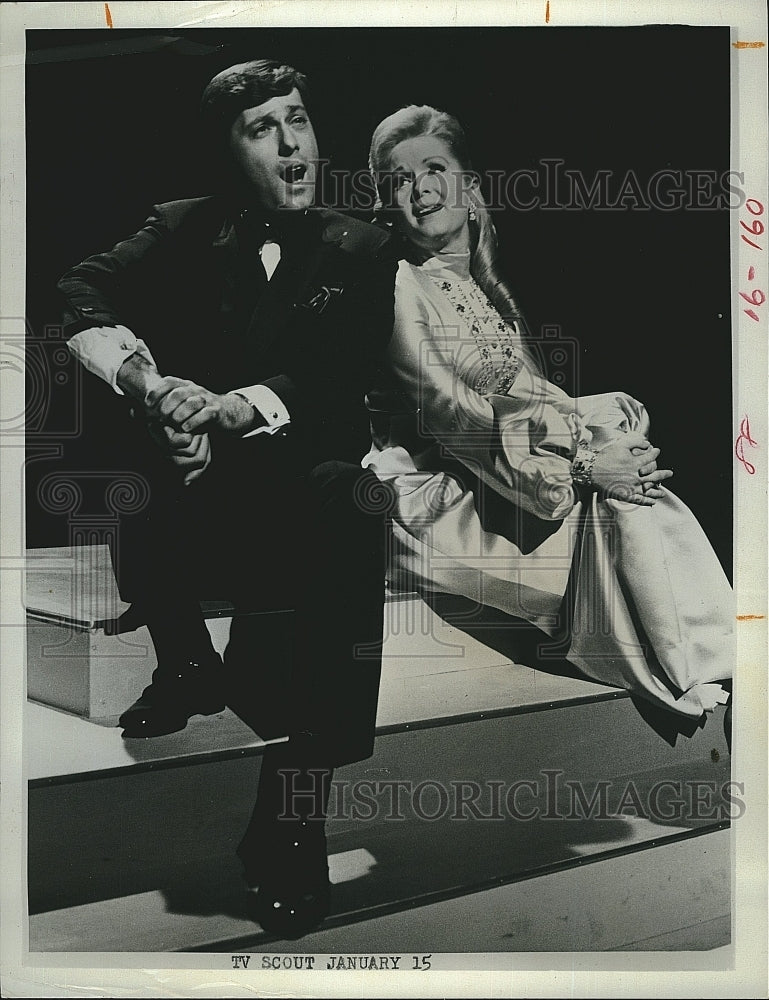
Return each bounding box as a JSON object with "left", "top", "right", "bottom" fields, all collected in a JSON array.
[{"left": 409, "top": 247, "right": 473, "bottom": 282}]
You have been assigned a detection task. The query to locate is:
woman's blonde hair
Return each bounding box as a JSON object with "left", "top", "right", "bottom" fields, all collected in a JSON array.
[{"left": 369, "top": 104, "right": 526, "bottom": 329}]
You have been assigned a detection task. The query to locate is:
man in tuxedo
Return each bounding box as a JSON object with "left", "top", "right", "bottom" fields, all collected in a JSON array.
[{"left": 57, "top": 58, "right": 397, "bottom": 937}]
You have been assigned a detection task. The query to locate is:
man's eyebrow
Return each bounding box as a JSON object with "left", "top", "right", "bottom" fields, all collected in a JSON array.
[
  {"left": 241, "top": 111, "right": 273, "bottom": 130},
  {"left": 241, "top": 104, "right": 307, "bottom": 129}
]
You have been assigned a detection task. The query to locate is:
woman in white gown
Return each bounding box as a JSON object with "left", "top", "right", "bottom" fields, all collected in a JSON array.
[{"left": 364, "top": 105, "right": 732, "bottom": 733}]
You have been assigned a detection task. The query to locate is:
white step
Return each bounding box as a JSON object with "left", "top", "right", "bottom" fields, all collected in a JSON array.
[
  {"left": 26, "top": 587, "right": 618, "bottom": 780},
  {"left": 28, "top": 544, "right": 572, "bottom": 722}
]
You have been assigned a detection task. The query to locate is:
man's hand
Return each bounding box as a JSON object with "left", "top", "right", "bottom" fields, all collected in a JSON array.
[
  {"left": 116, "top": 353, "right": 165, "bottom": 409},
  {"left": 119, "top": 361, "right": 214, "bottom": 482},
  {"left": 145, "top": 377, "right": 257, "bottom": 435},
  {"left": 147, "top": 422, "right": 212, "bottom": 485}
]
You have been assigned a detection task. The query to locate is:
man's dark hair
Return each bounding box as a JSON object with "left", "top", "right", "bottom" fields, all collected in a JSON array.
[{"left": 200, "top": 58, "right": 309, "bottom": 144}]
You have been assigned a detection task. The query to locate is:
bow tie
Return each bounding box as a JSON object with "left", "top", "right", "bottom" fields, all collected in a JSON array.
[{"left": 238, "top": 206, "right": 314, "bottom": 249}]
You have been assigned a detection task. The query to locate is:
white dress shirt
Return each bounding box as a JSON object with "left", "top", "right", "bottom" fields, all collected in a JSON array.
[{"left": 67, "top": 239, "right": 289, "bottom": 436}]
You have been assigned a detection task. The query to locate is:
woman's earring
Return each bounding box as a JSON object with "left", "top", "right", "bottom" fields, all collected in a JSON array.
[{"left": 468, "top": 202, "right": 477, "bottom": 222}]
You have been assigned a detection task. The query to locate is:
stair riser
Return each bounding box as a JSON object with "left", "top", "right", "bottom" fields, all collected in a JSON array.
[{"left": 27, "top": 616, "right": 234, "bottom": 720}]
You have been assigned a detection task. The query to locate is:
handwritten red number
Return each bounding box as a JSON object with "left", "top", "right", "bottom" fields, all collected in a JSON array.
[
  {"left": 741, "top": 198, "right": 764, "bottom": 314},
  {"left": 740, "top": 219, "right": 764, "bottom": 251},
  {"left": 741, "top": 219, "right": 765, "bottom": 236},
  {"left": 735, "top": 416, "right": 758, "bottom": 475}
]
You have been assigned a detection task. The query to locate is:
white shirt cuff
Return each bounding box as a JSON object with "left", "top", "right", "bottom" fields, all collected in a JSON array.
[
  {"left": 68, "top": 325, "right": 157, "bottom": 394},
  {"left": 235, "top": 384, "right": 291, "bottom": 437}
]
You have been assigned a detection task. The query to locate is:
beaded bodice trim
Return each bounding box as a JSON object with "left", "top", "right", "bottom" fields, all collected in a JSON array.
[{"left": 426, "top": 270, "right": 523, "bottom": 395}]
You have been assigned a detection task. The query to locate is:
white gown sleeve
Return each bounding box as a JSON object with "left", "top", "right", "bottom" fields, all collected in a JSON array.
[{"left": 387, "top": 281, "right": 580, "bottom": 521}]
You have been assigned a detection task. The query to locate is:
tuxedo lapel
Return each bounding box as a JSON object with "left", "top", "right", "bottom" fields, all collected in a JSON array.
[{"left": 210, "top": 216, "right": 242, "bottom": 330}]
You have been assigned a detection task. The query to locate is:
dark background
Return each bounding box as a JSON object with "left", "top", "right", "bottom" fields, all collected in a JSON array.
[{"left": 25, "top": 26, "right": 732, "bottom": 574}]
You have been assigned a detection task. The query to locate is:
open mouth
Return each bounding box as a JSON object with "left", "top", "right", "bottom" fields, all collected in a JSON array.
[
  {"left": 413, "top": 203, "right": 443, "bottom": 220},
  {"left": 280, "top": 162, "right": 308, "bottom": 184}
]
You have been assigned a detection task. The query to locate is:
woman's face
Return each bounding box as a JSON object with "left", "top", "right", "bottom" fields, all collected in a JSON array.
[{"left": 384, "top": 135, "right": 473, "bottom": 254}]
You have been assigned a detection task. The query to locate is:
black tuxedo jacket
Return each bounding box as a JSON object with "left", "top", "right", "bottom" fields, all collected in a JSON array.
[{"left": 57, "top": 197, "right": 397, "bottom": 468}]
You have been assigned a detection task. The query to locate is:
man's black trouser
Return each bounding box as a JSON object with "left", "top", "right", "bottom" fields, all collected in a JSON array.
[{"left": 113, "top": 427, "right": 394, "bottom": 768}]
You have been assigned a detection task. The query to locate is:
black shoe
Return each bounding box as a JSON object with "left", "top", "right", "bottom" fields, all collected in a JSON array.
[
  {"left": 119, "top": 657, "right": 224, "bottom": 738},
  {"left": 240, "top": 817, "right": 331, "bottom": 939},
  {"left": 247, "top": 874, "right": 331, "bottom": 940}
]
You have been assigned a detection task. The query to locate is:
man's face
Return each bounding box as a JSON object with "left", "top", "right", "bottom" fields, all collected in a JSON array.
[{"left": 229, "top": 88, "right": 319, "bottom": 211}]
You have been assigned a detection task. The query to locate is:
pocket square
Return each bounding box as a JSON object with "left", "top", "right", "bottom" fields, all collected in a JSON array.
[{"left": 300, "top": 284, "right": 344, "bottom": 314}]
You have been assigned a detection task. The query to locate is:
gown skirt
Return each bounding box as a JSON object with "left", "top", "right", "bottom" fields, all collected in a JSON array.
[{"left": 365, "top": 391, "right": 733, "bottom": 720}]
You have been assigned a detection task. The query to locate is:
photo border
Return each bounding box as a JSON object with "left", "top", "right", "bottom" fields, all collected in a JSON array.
[{"left": 2, "top": 2, "right": 766, "bottom": 997}]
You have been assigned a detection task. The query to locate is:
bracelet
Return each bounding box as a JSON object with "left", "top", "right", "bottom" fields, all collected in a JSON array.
[{"left": 570, "top": 439, "right": 597, "bottom": 487}]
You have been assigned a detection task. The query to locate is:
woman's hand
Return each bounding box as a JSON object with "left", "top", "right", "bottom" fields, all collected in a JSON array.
[
  {"left": 590, "top": 433, "right": 673, "bottom": 506},
  {"left": 631, "top": 440, "right": 671, "bottom": 501}
]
